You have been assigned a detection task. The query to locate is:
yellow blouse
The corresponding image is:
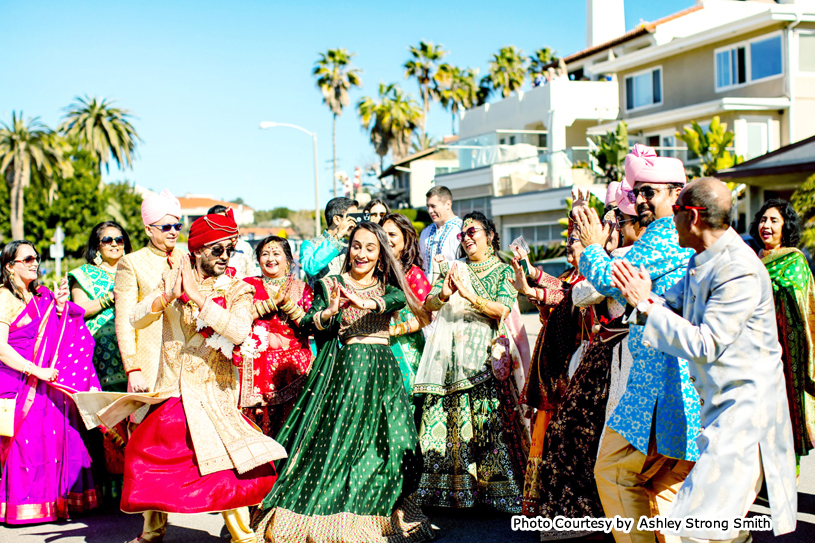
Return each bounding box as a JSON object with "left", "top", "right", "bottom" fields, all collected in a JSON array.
[{"left": 0, "top": 288, "right": 26, "bottom": 326}]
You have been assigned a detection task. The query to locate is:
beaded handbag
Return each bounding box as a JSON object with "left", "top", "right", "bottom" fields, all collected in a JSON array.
[{"left": 0, "top": 397, "right": 15, "bottom": 436}]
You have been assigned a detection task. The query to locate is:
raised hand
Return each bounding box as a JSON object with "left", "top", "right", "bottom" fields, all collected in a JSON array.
[
  {"left": 324, "top": 279, "right": 342, "bottom": 318},
  {"left": 573, "top": 206, "right": 610, "bottom": 248},
  {"left": 54, "top": 276, "right": 70, "bottom": 313},
  {"left": 338, "top": 285, "right": 367, "bottom": 310},
  {"left": 510, "top": 258, "right": 534, "bottom": 297},
  {"left": 612, "top": 261, "right": 653, "bottom": 307},
  {"left": 440, "top": 269, "right": 457, "bottom": 300},
  {"left": 180, "top": 255, "right": 204, "bottom": 307}
]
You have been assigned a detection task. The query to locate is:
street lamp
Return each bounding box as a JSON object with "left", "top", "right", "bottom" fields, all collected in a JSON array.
[{"left": 259, "top": 121, "right": 320, "bottom": 238}]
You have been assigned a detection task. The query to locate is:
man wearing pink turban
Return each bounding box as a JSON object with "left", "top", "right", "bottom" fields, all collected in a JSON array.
[{"left": 572, "top": 144, "right": 701, "bottom": 543}]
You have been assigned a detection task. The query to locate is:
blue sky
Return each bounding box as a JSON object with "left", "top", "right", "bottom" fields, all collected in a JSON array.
[{"left": 2, "top": 0, "right": 693, "bottom": 211}]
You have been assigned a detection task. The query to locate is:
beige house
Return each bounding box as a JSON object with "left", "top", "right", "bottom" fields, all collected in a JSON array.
[{"left": 587, "top": 0, "right": 815, "bottom": 163}]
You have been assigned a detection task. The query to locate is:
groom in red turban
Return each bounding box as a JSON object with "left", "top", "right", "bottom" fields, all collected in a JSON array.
[{"left": 79, "top": 208, "right": 284, "bottom": 543}]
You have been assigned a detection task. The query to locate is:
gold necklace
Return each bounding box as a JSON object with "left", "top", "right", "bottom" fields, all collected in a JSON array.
[
  {"left": 345, "top": 274, "right": 377, "bottom": 289},
  {"left": 262, "top": 275, "right": 287, "bottom": 288},
  {"left": 468, "top": 255, "right": 499, "bottom": 273},
  {"left": 96, "top": 262, "right": 117, "bottom": 279}
]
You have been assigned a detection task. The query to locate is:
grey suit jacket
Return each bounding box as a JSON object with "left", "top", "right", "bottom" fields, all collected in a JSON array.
[{"left": 643, "top": 228, "right": 797, "bottom": 539}]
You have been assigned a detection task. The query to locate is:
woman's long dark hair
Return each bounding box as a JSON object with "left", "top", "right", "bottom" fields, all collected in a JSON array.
[
  {"left": 459, "top": 211, "right": 501, "bottom": 259},
  {"left": 342, "top": 222, "right": 431, "bottom": 326},
  {"left": 381, "top": 212, "right": 424, "bottom": 274},
  {"left": 84, "top": 221, "right": 132, "bottom": 264},
  {"left": 363, "top": 198, "right": 390, "bottom": 223},
  {"left": 1, "top": 241, "right": 42, "bottom": 300},
  {"left": 254, "top": 235, "right": 294, "bottom": 269},
  {"left": 749, "top": 198, "right": 802, "bottom": 249}
]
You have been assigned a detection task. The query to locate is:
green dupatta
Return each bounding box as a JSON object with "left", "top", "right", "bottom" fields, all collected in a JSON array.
[
  {"left": 67, "top": 263, "right": 115, "bottom": 336},
  {"left": 762, "top": 247, "right": 815, "bottom": 456}
]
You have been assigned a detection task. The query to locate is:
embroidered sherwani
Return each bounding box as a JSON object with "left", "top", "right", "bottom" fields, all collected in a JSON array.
[
  {"left": 580, "top": 216, "right": 701, "bottom": 459},
  {"left": 114, "top": 244, "right": 184, "bottom": 421},
  {"left": 642, "top": 228, "right": 797, "bottom": 540}
]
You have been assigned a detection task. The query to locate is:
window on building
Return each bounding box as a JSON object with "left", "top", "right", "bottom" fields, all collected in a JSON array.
[
  {"left": 538, "top": 134, "right": 548, "bottom": 149},
  {"left": 625, "top": 67, "right": 662, "bottom": 111},
  {"left": 452, "top": 197, "right": 492, "bottom": 219},
  {"left": 715, "top": 33, "right": 783, "bottom": 91},
  {"left": 800, "top": 33, "right": 815, "bottom": 73},
  {"left": 508, "top": 224, "right": 559, "bottom": 248}
]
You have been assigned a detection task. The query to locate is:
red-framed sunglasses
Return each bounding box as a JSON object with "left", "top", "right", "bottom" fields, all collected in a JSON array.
[{"left": 672, "top": 205, "right": 707, "bottom": 213}]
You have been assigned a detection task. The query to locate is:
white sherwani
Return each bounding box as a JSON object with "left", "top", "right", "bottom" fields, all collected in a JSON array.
[{"left": 642, "top": 228, "right": 797, "bottom": 539}]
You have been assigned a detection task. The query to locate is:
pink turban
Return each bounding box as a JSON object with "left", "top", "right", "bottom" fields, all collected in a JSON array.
[
  {"left": 623, "top": 143, "right": 686, "bottom": 189},
  {"left": 614, "top": 182, "right": 637, "bottom": 216},
  {"left": 605, "top": 182, "right": 620, "bottom": 207},
  {"left": 141, "top": 189, "right": 182, "bottom": 226}
]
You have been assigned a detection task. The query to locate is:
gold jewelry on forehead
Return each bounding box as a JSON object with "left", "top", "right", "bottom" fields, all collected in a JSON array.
[{"left": 462, "top": 218, "right": 478, "bottom": 230}]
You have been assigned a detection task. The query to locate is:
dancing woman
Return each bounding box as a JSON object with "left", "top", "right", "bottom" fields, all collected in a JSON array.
[
  {"left": 236, "top": 235, "right": 314, "bottom": 437},
  {"left": 382, "top": 213, "right": 431, "bottom": 394},
  {"left": 0, "top": 241, "right": 100, "bottom": 524},
  {"left": 752, "top": 199, "right": 815, "bottom": 473},
  {"left": 413, "top": 211, "right": 529, "bottom": 513},
  {"left": 252, "top": 222, "right": 433, "bottom": 543}
]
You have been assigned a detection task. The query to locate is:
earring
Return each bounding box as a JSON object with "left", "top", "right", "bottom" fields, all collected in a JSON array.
[
  {"left": 486, "top": 245, "right": 495, "bottom": 257},
  {"left": 94, "top": 251, "right": 103, "bottom": 266}
]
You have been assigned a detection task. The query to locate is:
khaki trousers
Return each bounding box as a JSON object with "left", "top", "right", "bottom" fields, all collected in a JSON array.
[
  {"left": 594, "top": 427, "right": 694, "bottom": 543},
  {"left": 141, "top": 507, "right": 257, "bottom": 543}
]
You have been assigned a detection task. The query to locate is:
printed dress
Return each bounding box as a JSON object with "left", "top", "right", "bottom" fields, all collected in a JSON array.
[
  {"left": 390, "top": 265, "right": 431, "bottom": 394},
  {"left": 413, "top": 257, "right": 530, "bottom": 513},
  {"left": 252, "top": 276, "right": 433, "bottom": 543},
  {"left": 762, "top": 247, "right": 815, "bottom": 468},
  {"left": 236, "top": 275, "right": 314, "bottom": 437},
  {"left": 68, "top": 264, "right": 126, "bottom": 391}
]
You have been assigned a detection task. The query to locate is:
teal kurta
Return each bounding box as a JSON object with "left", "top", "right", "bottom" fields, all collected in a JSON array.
[{"left": 252, "top": 275, "right": 432, "bottom": 543}]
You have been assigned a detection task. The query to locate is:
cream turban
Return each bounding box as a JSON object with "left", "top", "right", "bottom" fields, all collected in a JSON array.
[{"left": 141, "top": 189, "right": 182, "bottom": 226}]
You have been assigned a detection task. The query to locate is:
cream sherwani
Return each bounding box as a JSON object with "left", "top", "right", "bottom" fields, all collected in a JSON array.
[{"left": 114, "top": 244, "right": 184, "bottom": 421}]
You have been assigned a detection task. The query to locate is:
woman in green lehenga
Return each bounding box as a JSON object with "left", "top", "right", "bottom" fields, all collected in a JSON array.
[
  {"left": 382, "top": 213, "right": 432, "bottom": 396},
  {"left": 751, "top": 199, "right": 815, "bottom": 474},
  {"left": 252, "top": 221, "right": 434, "bottom": 543},
  {"left": 413, "top": 211, "right": 530, "bottom": 514},
  {"left": 68, "top": 221, "right": 132, "bottom": 506}
]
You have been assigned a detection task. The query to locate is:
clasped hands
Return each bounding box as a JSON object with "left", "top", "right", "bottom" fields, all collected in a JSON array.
[
  {"left": 321, "top": 278, "right": 378, "bottom": 320},
  {"left": 165, "top": 254, "right": 205, "bottom": 308},
  {"left": 439, "top": 265, "right": 474, "bottom": 303}
]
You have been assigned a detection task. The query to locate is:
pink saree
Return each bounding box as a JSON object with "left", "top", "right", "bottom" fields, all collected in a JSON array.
[{"left": 0, "top": 287, "right": 101, "bottom": 524}]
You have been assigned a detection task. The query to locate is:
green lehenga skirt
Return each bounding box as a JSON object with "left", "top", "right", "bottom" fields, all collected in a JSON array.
[{"left": 252, "top": 342, "right": 433, "bottom": 543}]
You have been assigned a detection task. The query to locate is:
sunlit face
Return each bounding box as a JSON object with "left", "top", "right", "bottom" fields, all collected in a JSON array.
[
  {"left": 259, "top": 241, "right": 289, "bottom": 279},
  {"left": 349, "top": 228, "right": 380, "bottom": 276},
  {"left": 426, "top": 195, "right": 452, "bottom": 226},
  {"left": 459, "top": 222, "right": 490, "bottom": 259},
  {"left": 381, "top": 220, "right": 405, "bottom": 260},
  {"left": 98, "top": 226, "right": 125, "bottom": 264},
  {"left": 758, "top": 207, "right": 785, "bottom": 250},
  {"left": 145, "top": 214, "right": 181, "bottom": 250},
  {"left": 7, "top": 244, "right": 40, "bottom": 286},
  {"left": 634, "top": 182, "right": 680, "bottom": 226},
  {"left": 566, "top": 235, "right": 584, "bottom": 270},
  {"left": 196, "top": 240, "right": 235, "bottom": 278},
  {"left": 617, "top": 213, "right": 641, "bottom": 247},
  {"left": 368, "top": 204, "right": 388, "bottom": 225}
]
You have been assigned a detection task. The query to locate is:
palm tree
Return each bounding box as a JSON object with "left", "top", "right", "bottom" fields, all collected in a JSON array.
[
  {"left": 528, "top": 47, "right": 558, "bottom": 81},
  {"left": 436, "top": 65, "right": 482, "bottom": 134},
  {"left": 313, "top": 49, "right": 362, "bottom": 196},
  {"left": 357, "top": 83, "right": 422, "bottom": 170},
  {"left": 482, "top": 46, "right": 528, "bottom": 99},
  {"left": 1, "top": 112, "right": 73, "bottom": 239},
  {"left": 404, "top": 41, "right": 447, "bottom": 142},
  {"left": 58, "top": 96, "right": 140, "bottom": 182}
]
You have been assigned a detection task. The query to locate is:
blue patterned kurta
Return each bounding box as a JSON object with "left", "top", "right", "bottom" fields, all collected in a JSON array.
[
  {"left": 579, "top": 216, "right": 701, "bottom": 460},
  {"left": 299, "top": 230, "right": 347, "bottom": 286}
]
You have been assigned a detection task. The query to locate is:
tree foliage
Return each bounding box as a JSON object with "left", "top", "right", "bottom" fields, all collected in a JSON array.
[
  {"left": 675, "top": 116, "right": 743, "bottom": 177},
  {"left": 357, "top": 83, "right": 422, "bottom": 164},
  {"left": 528, "top": 47, "right": 558, "bottom": 78},
  {"left": 404, "top": 41, "right": 447, "bottom": 141},
  {"left": 482, "top": 46, "right": 527, "bottom": 99},
  {"left": 435, "top": 65, "right": 483, "bottom": 134},
  {"left": 791, "top": 173, "right": 815, "bottom": 252},
  {"left": 591, "top": 121, "right": 629, "bottom": 183},
  {"left": 59, "top": 96, "right": 141, "bottom": 176}
]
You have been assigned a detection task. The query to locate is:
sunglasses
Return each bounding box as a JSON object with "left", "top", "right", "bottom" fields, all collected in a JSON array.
[
  {"left": 206, "top": 244, "right": 236, "bottom": 258},
  {"left": 150, "top": 223, "right": 183, "bottom": 233},
  {"left": 456, "top": 227, "right": 484, "bottom": 241},
  {"left": 629, "top": 186, "right": 670, "bottom": 202},
  {"left": 672, "top": 204, "right": 707, "bottom": 214},
  {"left": 101, "top": 236, "right": 124, "bottom": 246},
  {"left": 14, "top": 255, "right": 40, "bottom": 265},
  {"left": 616, "top": 217, "right": 637, "bottom": 229}
]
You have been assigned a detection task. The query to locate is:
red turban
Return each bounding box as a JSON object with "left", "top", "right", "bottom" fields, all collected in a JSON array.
[{"left": 188, "top": 209, "right": 239, "bottom": 253}]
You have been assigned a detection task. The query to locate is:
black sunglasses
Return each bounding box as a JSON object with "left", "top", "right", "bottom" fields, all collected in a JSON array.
[
  {"left": 206, "top": 244, "right": 236, "bottom": 258},
  {"left": 150, "top": 223, "right": 183, "bottom": 233},
  {"left": 14, "top": 255, "right": 40, "bottom": 265},
  {"left": 630, "top": 186, "right": 670, "bottom": 201},
  {"left": 100, "top": 236, "right": 124, "bottom": 246}
]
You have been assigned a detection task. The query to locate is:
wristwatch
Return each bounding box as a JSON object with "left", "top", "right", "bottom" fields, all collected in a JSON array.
[{"left": 636, "top": 299, "right": 652, "bottom": 315}]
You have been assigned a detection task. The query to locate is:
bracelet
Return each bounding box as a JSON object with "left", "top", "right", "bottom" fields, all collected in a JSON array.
[
  {"left": 426, "top": 294, "right": 447, "bottom": 311},
  {"left": 280, "top": 298, "right": 296, "bottom": 314},
  {"left": 159, "top": 293, "right": 169, "bottom": 309},
  {"left": 22, "top": 361, "right": 32, "bottom": 376},
  {"left": 471, "top": 296, "right": 489, "bottom": 314}
]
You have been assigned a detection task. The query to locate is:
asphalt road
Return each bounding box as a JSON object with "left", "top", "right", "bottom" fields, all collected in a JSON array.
[{"left": 3, "top": 314, "right": 814, "bottom": 542}]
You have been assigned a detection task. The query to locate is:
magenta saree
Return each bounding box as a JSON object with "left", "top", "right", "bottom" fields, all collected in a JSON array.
[{"left": 0, "top": 287, "right": 101, "bottom": 525}]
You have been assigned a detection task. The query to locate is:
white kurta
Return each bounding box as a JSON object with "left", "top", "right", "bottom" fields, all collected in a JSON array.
[{"left": 642, "top": 228, "right": 797, "bottom": 539}]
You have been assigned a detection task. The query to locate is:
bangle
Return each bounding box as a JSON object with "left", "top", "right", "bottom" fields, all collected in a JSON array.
[
  {"left": 426, "top": 294, "right": 447, "bottom": 311},
  {"left": 159, "top": 293, "right": 169, "bottom": 309},
  {"left": 280, "top": 298, "right": 296, "bottom": 314},
  {"left": 471, "top": 296, "right": 489, "bottom": 314},
  {"left": 125, "top": 367, "right": 142, "bottom": 375},
  {"left": 22, "top": 361, "right": 32, "bottom": 376}
]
